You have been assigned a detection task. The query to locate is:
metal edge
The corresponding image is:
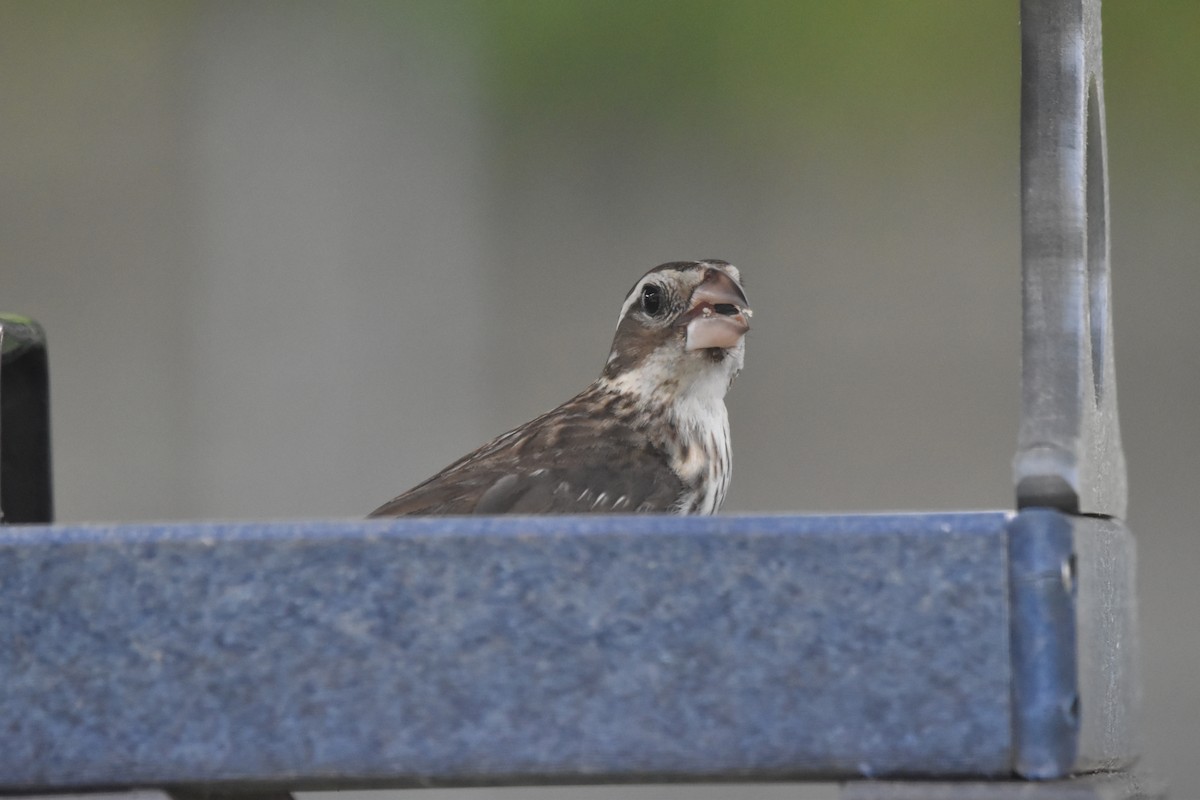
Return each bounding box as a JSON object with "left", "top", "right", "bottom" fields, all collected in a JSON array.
[
  {"left": 1008, "top": 508, "right": 1080, "bottom": 779},
  {"left": 1072, "top": 516, "right": 1143, "bottom": 772}
]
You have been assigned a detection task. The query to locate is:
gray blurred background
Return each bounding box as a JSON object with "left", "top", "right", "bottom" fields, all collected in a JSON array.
[{"left": 3, "top": 0, "right": 1196, "bottom": 794}]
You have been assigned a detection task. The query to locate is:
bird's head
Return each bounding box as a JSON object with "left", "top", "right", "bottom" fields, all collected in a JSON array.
[{"left": 600, "top": 260, "right": 752, "bottom": 404}]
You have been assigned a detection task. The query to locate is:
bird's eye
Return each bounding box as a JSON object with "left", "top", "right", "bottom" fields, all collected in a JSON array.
[{"left": 641, "top": 284, "right": 664, "bottom": 316}]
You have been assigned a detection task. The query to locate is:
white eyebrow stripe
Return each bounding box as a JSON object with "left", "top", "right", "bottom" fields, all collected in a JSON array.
[{"left": 616, "top": 276, "right": 653, "bottom": 329}]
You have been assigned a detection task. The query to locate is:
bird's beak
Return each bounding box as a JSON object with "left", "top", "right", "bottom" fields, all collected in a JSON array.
[{"left": 680, "top": 268, "right": 753, "bottom": 351}]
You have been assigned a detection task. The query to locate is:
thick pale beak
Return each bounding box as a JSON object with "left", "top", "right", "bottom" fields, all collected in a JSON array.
[{"left": 681, "top": 268, "right": 752, "bottom": 351}]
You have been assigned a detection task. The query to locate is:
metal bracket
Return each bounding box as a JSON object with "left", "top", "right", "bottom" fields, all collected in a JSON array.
[{"left": 1015, "top": 0, "right": 1127, "bottom": 518}]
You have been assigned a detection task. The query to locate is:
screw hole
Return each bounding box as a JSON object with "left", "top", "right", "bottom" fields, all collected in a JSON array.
[
  {"left": 1061, "top": 553, "right": 1077, "bottom": 594},
  {"left": 1063, "top": 694, "right": 1081, "bottom": 726}
]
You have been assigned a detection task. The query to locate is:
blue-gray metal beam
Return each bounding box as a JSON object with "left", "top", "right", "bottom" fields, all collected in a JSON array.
[
  {"left": 1016, "top": 0, "right": 1127, "bottom": 517},
  {"left": 0, "top": 511, "right": 1137, "bottom": 789},
  {"left": 0, "top": 771, "right": 1170, "bottom": 800}
]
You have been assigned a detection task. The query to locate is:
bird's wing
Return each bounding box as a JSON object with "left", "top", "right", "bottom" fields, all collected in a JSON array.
[{"left": 368, "top": 405, "right": 685, "bottom": 516}]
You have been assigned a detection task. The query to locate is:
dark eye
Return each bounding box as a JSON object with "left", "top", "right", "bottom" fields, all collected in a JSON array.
[{"left": 641, "top": 284, "right": 664, "bottom": 316}]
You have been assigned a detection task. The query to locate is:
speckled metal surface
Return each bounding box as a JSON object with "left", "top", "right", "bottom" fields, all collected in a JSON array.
[
  {"left": 1072, "top": 514, "right": 1142, "bottom": 774},
  {"left": 0, "top": 513, "right": 1016, "bottom": 788}
]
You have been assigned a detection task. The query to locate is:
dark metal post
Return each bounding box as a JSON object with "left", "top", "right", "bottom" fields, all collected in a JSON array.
[
  {"left": 0, "top": 314, "right": 54, "bottom": 523},
  {"left": 1016, "top": 0, "right": 1127, "bottom": 519}
]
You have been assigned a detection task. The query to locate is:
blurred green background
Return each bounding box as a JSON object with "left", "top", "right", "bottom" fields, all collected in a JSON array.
[{"left": 3, "top": 0, "right": 1198, "bottom": 795}]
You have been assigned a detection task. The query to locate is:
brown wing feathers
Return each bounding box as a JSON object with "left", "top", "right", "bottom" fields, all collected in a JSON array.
[{"left": 367, "top": 386, "right": 684, "bottom": 516}]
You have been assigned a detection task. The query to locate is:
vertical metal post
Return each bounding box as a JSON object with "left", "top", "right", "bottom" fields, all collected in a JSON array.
[
  {"left": 0, "top": 314, "right": 54, "bottom": 523},
  {"left": 1015, "top": 0, "right": 1127, "bottom": 519}
]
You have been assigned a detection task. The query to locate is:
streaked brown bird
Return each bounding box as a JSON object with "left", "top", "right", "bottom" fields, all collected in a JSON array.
[{"left": 369, "top": 259, "right": 752, "bottom": 516}]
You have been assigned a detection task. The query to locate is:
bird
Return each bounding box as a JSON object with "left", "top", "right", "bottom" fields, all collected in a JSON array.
[{"left": 368, "top": 259, "right": 752, "bottom": 517}]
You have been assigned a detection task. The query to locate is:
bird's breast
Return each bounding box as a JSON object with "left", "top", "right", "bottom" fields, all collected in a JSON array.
[{"left": 663, "top": 395, "right": 732, "bottom": 515}]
